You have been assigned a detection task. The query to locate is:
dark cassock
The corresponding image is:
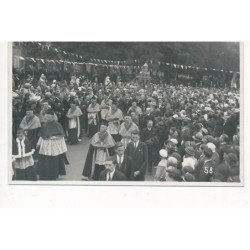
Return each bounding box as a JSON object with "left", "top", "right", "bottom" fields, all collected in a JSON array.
[
  {"left": 82, "top": 121, "right": 116, "bottom": 180},
  {"left": 37, "top": 109, "right": 69, "bottom": 180},
  {"left": 19, "top": 108, "right": 41, "bottom": 150},
  {"left": 66, "top": 102, "right": 83, "bottom": 144}
]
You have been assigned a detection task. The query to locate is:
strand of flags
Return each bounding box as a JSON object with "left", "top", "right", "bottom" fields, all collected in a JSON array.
[{"left": 14, "top": 42, "right": 240, "bottom": 74}]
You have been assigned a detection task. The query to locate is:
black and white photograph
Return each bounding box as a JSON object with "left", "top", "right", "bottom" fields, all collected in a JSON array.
[{"left": 10, "top": 42, "right": 242, "bottom": 185}]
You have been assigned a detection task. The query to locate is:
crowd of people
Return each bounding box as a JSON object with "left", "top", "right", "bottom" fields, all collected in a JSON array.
[{"left": 12, "top": 73, "right": 240, "bottom": 182}]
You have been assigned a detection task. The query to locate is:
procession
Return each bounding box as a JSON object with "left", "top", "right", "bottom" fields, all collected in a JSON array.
[{"left": 11, "top": 42, "right": 240, "bottom": 183}]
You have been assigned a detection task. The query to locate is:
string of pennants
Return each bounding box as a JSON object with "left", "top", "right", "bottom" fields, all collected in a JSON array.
[
  {"left": 15, "top": 42, "right": 240, "bottom": 74},
  {"left": 89, "top": 58, "right": 239, "bottom": 74},
  {"left": 14, "top": 56, "right": 143, "bottom": 69},
  {"left": 15, "top": 55, "right": 240, "bottom": 75}
]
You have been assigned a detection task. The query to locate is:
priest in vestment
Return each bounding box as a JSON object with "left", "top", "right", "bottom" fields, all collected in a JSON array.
[{"left": 82, "top": 120, "right": 116, "bottom": 180}]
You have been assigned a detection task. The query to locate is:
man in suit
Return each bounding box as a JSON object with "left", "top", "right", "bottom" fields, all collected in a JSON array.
[
  {"left": 111, "top": 142, "right": 134, "bottom": 180},
  {"left": 125, "top": 130, "right": 148, "bottom": 181},
  {"left": 99, "top": 159, "right": 126, "bottom": 181}
]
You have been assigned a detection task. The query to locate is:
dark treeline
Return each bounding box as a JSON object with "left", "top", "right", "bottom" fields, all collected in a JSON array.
[{"left": 53, "top": 42, "right": 240, "bottom": 71}]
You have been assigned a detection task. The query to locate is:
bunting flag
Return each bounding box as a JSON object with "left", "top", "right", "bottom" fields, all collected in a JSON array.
[
  {"left": 13, "top": 43, "right": 240, "bottom": 76},
  {"left": 23, "top": 42, "right": 239, "bottom": 74}
]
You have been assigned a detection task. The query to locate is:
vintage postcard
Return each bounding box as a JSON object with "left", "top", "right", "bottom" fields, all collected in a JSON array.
[{"left": 9, "top": 42, "right": 243, "bottom": 186}]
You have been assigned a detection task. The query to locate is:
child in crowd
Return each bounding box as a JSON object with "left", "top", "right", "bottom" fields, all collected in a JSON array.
[{"left": 12, "top": 129, "right": 37, "bottom": 181}]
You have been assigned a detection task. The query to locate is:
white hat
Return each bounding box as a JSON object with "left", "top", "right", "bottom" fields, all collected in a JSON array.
[
  {"left": 159, "top": 149, "right": 168, "bottom": 158},
  {"left": 170, "top": 138, "right": 178, "bottom": 145},
  {"left": 207, "top": 143, "right": 216, "bottom": 152}
]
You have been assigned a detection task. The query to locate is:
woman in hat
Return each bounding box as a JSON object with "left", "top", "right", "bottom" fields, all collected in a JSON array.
[
  {"left": 182, "top": 146, "right": 198, "bottom": 171},
  {"left": 37, "top": 109, "right": 69, "bottom": 180},
  {"left": 12, "top": 129, "right": 37, "bottom": 181},
  {"left": 66, "top": 101, "right": 83, "bottom": 144},
  {"left": 154, "top": 149, "right": 168, "bottom": 181},
  {"left": 165, "top": 157, "right": 182, "bottom": 181}
]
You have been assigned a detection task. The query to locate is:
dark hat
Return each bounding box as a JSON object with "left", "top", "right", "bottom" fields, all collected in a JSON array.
[
  {"left": 192, "top": 132, "right": 203, "bottom": 142},
  {"left": 185, "top": 147, "right": 195, "bottom": 156},
  {"left": 171, "top": 152, "right": 182, "bottom": 162}
]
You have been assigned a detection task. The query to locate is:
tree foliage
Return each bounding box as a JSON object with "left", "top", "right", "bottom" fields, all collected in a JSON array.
[{"left": 53, "top": 42, "right": 240, "bottom": 71}]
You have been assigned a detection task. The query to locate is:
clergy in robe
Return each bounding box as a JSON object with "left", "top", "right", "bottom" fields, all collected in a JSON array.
[
  {"left": 119, "top": 115, "right": 139, "bottom": 148},
  {"left": 100, "top": 92, "right": 111, "bottom": 121},
  {"left": 19, "top": 108, "right": 41, "bottom": 150},
  {"left": 105, "top": 101, "right": 124, "bottom": 142},
  {"left": 66, "top": 101, "right": 83, "bottom": 144},
  {"left": 82, "top": 120, "right": 116, "bottom": 180},
  {"left": 37, "top": 109, "right": 69, "bottom": 180},
  {"left": 12, "top": 129, "right": 37, "bottom": 181}
]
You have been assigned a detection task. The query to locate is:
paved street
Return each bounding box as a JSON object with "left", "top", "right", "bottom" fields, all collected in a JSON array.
[{"left": 58, "top": 134, "right": 90, "bottom": 181}]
